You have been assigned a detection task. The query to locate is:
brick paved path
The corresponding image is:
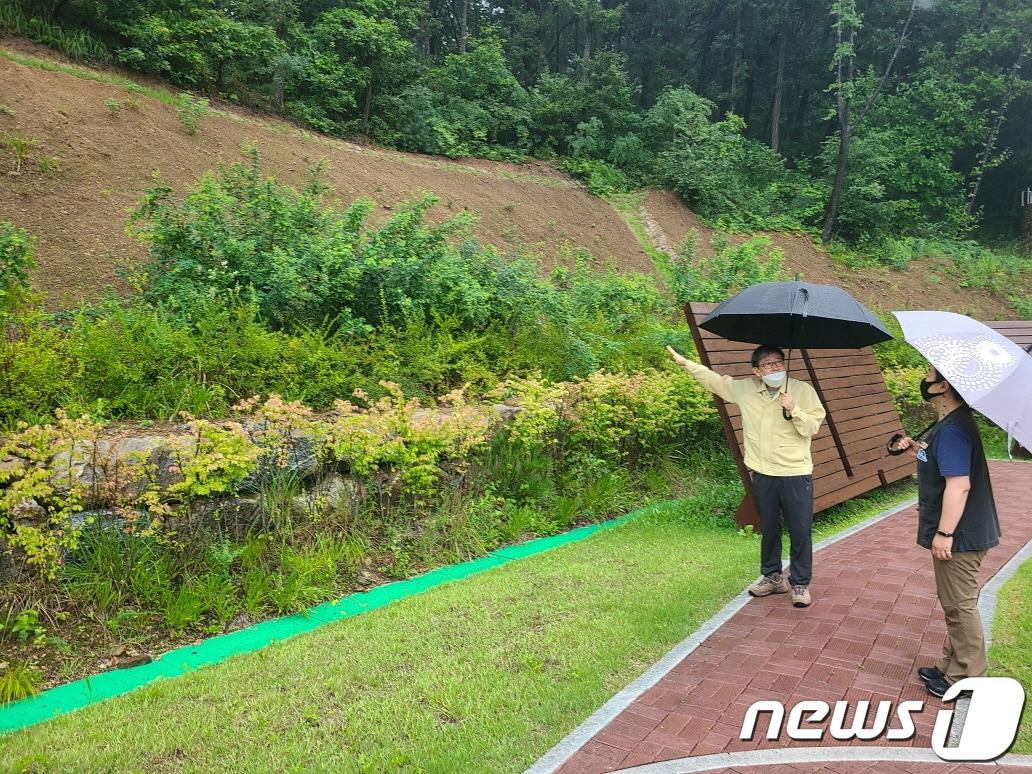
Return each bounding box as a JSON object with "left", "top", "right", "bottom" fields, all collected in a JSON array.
[{"left": 546, "top": 461, "right": 1032, "bottom": 774}]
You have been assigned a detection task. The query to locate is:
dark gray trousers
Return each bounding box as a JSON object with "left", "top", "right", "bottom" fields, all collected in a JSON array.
[{"left": 752, "top": 472, "right": 813, "bottom": 587}]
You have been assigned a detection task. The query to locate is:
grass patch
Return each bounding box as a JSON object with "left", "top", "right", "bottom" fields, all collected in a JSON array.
[
  {"left": 0, "top": 471, "right": 914, "bottom": 770},
  {"left": 606, "top": 190, "right": 673, "bottom": 276},
  {"left": 988, "top": 555, "right": 1032, "bottom": 754},
  {"left": 0, "top": 46, "right": 175, "bottom": 106}
]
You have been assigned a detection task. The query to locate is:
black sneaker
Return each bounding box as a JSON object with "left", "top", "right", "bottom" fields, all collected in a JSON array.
[
  {"left": 926, "top": 676, "right": 952, "bottom": 698},
  {"left": 918, "top": 666, "right": 946, "bottom": 684}
]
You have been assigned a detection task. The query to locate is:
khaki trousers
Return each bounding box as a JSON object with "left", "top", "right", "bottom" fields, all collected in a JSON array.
[{"left": 932, "top": 549, "right": 989, "bottom": 682}]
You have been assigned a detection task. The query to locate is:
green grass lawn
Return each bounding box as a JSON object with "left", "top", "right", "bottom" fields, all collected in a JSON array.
[
  {"left": 0, "top": 476, "right": 915, "bottom": 773},
  {"left": 989, "top": 555, "right": 1032, "bottom": 755}
]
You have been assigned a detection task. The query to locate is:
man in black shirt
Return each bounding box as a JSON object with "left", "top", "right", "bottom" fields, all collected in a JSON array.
[{"left": 892, "top": 366, "right": 1001, "bottom": 698}]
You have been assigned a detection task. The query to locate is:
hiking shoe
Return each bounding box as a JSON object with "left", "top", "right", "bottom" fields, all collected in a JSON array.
[
  {"left": 918, "top": 666, "right": 946, "bottom": 684},
  {"left": 926, "top": 676, "right": 952, "bottom": 698},
  {"left": 790, "top": 585, "right": 811, "bottom": 608},
  {"left": 748, "top": 572, "right": 787, "bottom": 597}
]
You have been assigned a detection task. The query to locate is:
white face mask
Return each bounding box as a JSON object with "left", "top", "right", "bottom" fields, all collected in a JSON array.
[{"left": 761, "top": 371, "right": 786, "bottom": 388}]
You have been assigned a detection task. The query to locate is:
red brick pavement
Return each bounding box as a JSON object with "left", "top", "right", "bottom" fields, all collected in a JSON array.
[
  {"left": 555, "top": 461, "right": 1032, "bottom": 774},
  {"left": 710, "top": 766, "right": 1031, "bottom": 773}
]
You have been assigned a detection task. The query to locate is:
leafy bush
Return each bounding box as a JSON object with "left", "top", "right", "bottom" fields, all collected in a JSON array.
[
  {"left": 560, "top": 157, "right": 632, "bottom": 196},
  {"left": 821, "top": 57, "right": 985, "bottom": 243},
  {"left": 0, "top": 412, "right": 100, "bottom": 579},
  {"left": 390, "top": 36, "right": 530, "bottom": 159},
  {"left": 0, "top": 5, "right": 109, "bottom": 62},
  {"left": 1013, "top": 295, "right": 1032, "bottom": 321},
  {"left": 175, "top": 92, "right": 209, "bottom": 134},
  {"left": 669, "top": 234, "right": 787, "bottom": 305},
  {"left": 324, "top": 383, "right": 492, "bottom": 501},
  {"left": 527, "top": 53, "right": 640, "bottom": 157},
  {"left": 0, "top": 660, "right": 42, "bottom": 704},
  {"left": 0, "top": 221, "right": 37, "bottom": 313},
  {"left": 646, "top": 87, "right": 822, "bottom": 230}
]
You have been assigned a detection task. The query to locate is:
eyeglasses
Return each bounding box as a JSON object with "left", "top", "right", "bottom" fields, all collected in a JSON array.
[{"left": 755, "top": 360, "right": 785, "bottom": 372}]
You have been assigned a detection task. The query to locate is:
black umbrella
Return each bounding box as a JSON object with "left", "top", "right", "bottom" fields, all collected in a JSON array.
[
  {"left": 700, "top": 280, "right": 892, "bottom": 418},
  {"left": 700, "top": 280, "right": 892, "bottom": 349}
]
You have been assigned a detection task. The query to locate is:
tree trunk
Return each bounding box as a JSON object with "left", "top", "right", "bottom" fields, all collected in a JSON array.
[
  {"left": 363, "top": 85, "right": 372, "bottom": 133},
  {"left": 580, "top": 17, "right": 592, "bottom": 81},
  {"left": 771, "top": 13, "right": 787, "bottom": 152},
  {"left": 791, "top": 87, "right": 810, "bottom": 142},
  {"left": 967, "top": 48, "right": 1028, "bottom": 216},
  {"left": 743, "top": 73, "right": 755, "bottom": 125},
  {"left": 728, "top": 0, "right": 743, "bottom": 112},
  {"left": 695, "top": 11, "right": 718, "bottom": 96},
  {"left": 822, "top": 120, "right": 850, "bottom": 242},
  {"left": 456, "top": 0, "right": 468, "bottom": 52}
]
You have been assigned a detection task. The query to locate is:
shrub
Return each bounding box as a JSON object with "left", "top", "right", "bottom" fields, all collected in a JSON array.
[
  {"left": 560, "top": 157, "right": 632, "bottom": 196},
  {"left": 175, "top": 92, "right": 209, "bottom": 135},
  {"left": 0, "top": 133, "right": 39, "bottom": 173},
  {"left": 669, "top": 234, "right": 787, "bottom": 305},
  {"left": 0, "top": 221, "right": 37, "bottom": 313},
  {"left": 0, "top": 660, "right": 42, "bottom": 704},
  {"left": 0, "top": 412, "right": 101, "bottom": 579}
]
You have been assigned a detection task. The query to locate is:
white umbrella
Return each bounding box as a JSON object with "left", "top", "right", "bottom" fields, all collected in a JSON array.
[{"left": 892, "top": 311, "right": 1032, "bottom": 454}]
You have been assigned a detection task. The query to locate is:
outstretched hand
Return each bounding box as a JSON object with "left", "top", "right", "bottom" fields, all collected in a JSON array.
[{"left": 666, "top": 345, "right": 692, "bottom": 369}]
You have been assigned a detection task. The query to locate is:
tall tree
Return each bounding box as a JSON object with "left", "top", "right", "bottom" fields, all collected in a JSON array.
[{"left": 821, "top": 0, "right": 919, "bottom": 242}]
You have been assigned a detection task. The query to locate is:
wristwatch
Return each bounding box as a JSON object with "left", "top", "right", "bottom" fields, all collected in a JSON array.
[{"left": 936, "top": 529, "right": 954, "bottom": 538}]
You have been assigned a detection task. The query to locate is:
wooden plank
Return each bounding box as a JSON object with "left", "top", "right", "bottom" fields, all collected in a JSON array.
[
  {"left": 814, "top": 467, "right": 913, "bottom": 512},
  {"left": 814, "top": 450, "right": 914, "bottom": 485}
]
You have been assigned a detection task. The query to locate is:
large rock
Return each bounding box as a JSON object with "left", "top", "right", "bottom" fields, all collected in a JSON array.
[{"left": 238, "top": 421, "right": 322, "bottom": 493}]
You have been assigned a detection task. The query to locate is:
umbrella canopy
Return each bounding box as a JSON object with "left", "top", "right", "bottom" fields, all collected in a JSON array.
[
  {"left": 700, "top": 281, "right": 892, "bottom": 349},
  {"left": 893, "top": 311, "right": 1032, "bottom": 452}
]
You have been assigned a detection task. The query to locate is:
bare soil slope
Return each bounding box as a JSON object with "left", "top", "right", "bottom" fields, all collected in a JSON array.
[
  {"left": 0, "top": 40, "right": 652, "bottom": 307},
  {"left": 0, "top": 40, "right": 1018, "bottom": 320}
]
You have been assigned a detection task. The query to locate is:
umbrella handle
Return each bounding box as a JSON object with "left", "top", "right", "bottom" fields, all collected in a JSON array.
[{"left": 782, "top": 347, "right": 793, "bottom": 421}]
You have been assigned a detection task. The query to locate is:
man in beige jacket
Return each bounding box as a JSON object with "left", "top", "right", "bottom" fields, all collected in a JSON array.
[{"left": 667, "top": 344, "right": 826, "bottom": 607}]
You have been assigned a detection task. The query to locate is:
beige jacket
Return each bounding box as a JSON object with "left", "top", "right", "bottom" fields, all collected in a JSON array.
[{"left": 680, "top": 360, "right": 826, "bottom": 476}]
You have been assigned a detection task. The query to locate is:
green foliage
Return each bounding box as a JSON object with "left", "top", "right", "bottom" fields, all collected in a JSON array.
[
  {"left": 390, "top": 36, "right": 529, "bottom": 158},
  {"left": 34, "top": 156, "right": 59, "bottom": 175},
  {"left": 325, "top": 383, "right": 491, "bottom": 501},
  {"left": 0, "top": 221, "right": 37, "bottom": 313},
  {"left": 560, "top": 157, "right": 632, "bottom": 196},
  {"left": 9, "top": 0, "right": 1032, "bottom": 247},
  {"left": 823, "top": 54, "right": 987, "bottom": 243},
  {"left": 0, "top": 5, "right": 108, "bottom": 62},
  {"left": 0, "top": 133, "right": 39, "bottom": 174},
  {"left": 167, "top": 419, "right": 259, "bottom": 499},
  {"left": 527, "top": 53, "right": 640, "bottom": 158},
  {"left": 5, "top": 609, "right": 45, "bottom": 644},
  {"left": 0, "top": 412, "right": 100, "bottom": 579},
  {"left": 1013, "top": 295, "right": 1032, "bottom": 321},
  {"left": 669, "top": 234, "right": 787, "bottom": 305},
  {"left": 175, "top": 92, "right": 209, "bottom": 134},
  {"left": 0, "top": 660, "right": 42, "bottom": 704},
  {"left": 647, "top": 87, "right": 822, "bottom": 230}
]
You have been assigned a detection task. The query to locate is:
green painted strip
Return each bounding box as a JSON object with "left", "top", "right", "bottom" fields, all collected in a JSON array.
[{"left": 0, "top": 510, "right": 640, "bottom": 735}]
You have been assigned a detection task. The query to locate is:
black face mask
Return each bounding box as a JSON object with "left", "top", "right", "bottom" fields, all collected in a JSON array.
[{"left": 920, "top": 375, "right": 946, "bottom": 402}]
